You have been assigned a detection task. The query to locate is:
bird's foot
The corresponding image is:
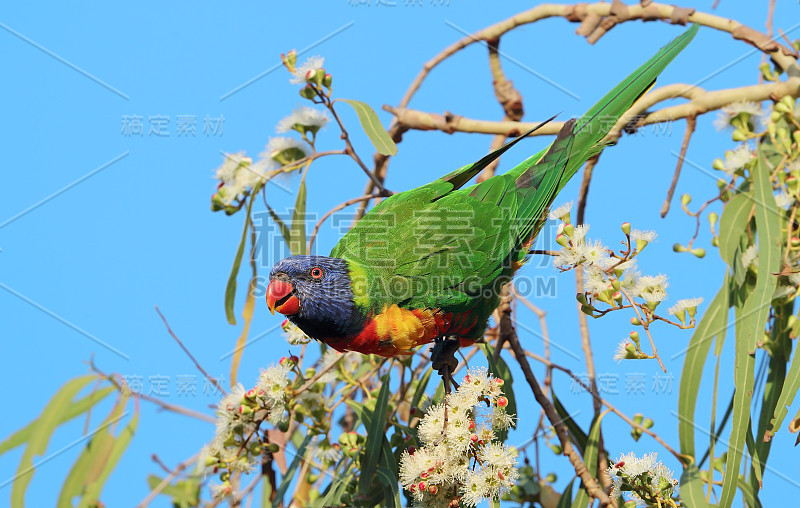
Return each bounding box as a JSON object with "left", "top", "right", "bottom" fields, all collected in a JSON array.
[{"left": 430, "top": 337, "right": 460, "bottom": 444}]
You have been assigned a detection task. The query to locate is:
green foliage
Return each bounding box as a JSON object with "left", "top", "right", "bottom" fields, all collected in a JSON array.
[
  {"left": 337, "top": 99, "right": 398, "bottom": 156},
  {"left": 1, "top": 375, "right": 135, "bottom": 508}
]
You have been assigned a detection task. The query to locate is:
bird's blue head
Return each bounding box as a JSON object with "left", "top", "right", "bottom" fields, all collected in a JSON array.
[{"left": 267, "top": 255, "right": 364, "bottom": 340}]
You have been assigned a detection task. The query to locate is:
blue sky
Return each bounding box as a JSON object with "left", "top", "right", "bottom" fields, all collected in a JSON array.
[{"left": 1, "top": 1, "right": 799, "bottom": 506}]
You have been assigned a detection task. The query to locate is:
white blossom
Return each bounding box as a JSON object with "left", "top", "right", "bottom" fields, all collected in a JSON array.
[
  {"left": 399, "top": 368, "right": 517, "bottom": 507},
  {"left": 572, "top": 224, "right": 590, "bottom": 243},
  {"left": 741, "top": 244, "right": 759, "bottom": 270},
  {"left": 713, "top": 101, "right": 765, "bottom": 130},
  {"left": 277, "top": 107, "right": 330, "bottom": 133},
  {"left": 290, "top": 55, "right": 325, "bottom": 84},
  {"left": 723, "top": 145, "right": 753, "bottom": 176},
  {"left": 613, "top": 340, "right": 630, "bottom": 362},
  {"left": 263, "top": 136, "right": 308, "bottom": 163},
  {"left": 668, "top": 297, "right": 704, "bottom": 316},
  {"left": 606, "top": 452, "right": 678, "bottom": 504},
  {"left": 631, "top": 274, "right": 668, "bottom": 298},
  {"left": 311, "top": 438, "right": 342, "bottom": 464},
  {"left": 631, "top": 229, "right": 657, "bottom": 243},
  {"left": 282, "top": 321, "right": 310, "bottom": 345},
  {"left": 548, "top": 201, "right": 573, "bottom": 221},
  {"left": 775, "top": 190, "right": 795, "bottom": 209}
]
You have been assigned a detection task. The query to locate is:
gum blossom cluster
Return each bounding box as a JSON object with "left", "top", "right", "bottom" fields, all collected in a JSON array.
[{"left": 399, "top": 367, "right": 518, "bottom": 507}]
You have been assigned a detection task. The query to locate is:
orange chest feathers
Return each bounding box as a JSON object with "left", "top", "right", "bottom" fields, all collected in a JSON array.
[{"left": 323, "top": 305, "right": 482, "bottom": 357}]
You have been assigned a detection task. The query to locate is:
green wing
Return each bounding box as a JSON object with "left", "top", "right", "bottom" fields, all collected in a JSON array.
[{"left": 332, "top": 24, "right": 698, "bottom": 314}]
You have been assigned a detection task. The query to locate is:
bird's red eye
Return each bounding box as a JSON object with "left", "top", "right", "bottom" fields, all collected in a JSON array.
[{"left": 310, "top": 267, "right": 324, "bottom": 279}]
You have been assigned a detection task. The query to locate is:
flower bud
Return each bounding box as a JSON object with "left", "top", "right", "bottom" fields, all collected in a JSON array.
[
  {"left": 562, "top": 224, "right": 574, "bottom": 238},
  {"left": 497, "top": 396, "right": 508, "bottom": 408},
  {"left": 611, "top": 279, "right": 621, "bottom": 291},
  {"left": 220, "top": 471, "right": 231, "bottom": 482},
  {"left": 612, "top": 291, "right": 623, "bottom": 305},
  {"left": 691, "top": 247, "right": 706, "bottom": 258},
  {"left": 711, "top": 237, "right": 719, "bottom": 247},
  {"left": 767, "top": 122, "right": 777, "bottom": 138},
  {"left": 576, "top": 293, "right": 587, "bottom": 305},
  {"left": 625, "top": 343, "right": 638, "bottom": 359},
  {"left": 681, "top": 194, "right": 691, "bottom": 206},
  {"left": 470, "top": 433, "right": 479, "bottom": 443},
  {"left": 708, "top": 212, "right": 718, "bottom": 227},
  {"left": 732, "top": 129, "right": 749, "bottom": 142},
  {"left": 673, "top": 243, "right": 687, "bottom": 253},
  {"left": 545, "top": 473, "right": 557, "bottom": 483},
  {"left": 306, "top": 472, "right": 319, "bottom": 483},
  {"left": 631, "top": 317, "right": 641, "bottom": 326},
  {"left": 774, "top": 100, "right": 792, "bottom": 114},
  {"left": 712, "top": 158, "right": 726, "bottom": 171},
  {"left": 643, "top": 418, "right": 654, "bottom": 429},
  {"left": 300, "top": 84, "right": 316, "bottom": 100},
  {"left": 323, "top": 73, "right": 333, "bottom": 88},
  {"left": 629, "top": 331, "right": 640, "bottom": 344},
  {"left": 759, "top": 62, "right": 775, "bottom": 81},
  {"left": 580, "top": 304, "right": 594, "bottom": 316},
  {"left": 249, "top": 442, "right": 262, "bottom": 455},
  {"left": 549, "top": 444, "right": 562, "bottom": 455},
  {"left": 556, "top": 234, "right": 570, "bottom": 249},
  {"left": 792, "top": 237, "right": 800, "bottom": 248},
  {"left": 621, "top": 222, "right": 631, "bottom": 236}
]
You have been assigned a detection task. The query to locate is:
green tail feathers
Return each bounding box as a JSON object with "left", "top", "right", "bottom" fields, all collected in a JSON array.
[{"left": 516, "top": 23, "right": 698, "bottom": 193}]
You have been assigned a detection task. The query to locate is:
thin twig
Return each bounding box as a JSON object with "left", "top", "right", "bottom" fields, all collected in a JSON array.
[
  {"left": 661, "top": 115, "right": 697, "bottom": 218},
  {"left": 498, "top": 300, "right": 613, "bottom": 506},
  {"left": 512, "top": 345, "right": 686, "bottom": 464},
  {"left": 619, "top": 287, "right": 667, "bottom": 372},
  {"left": 135, "top": 453, "right": 199, "bottom": 507},
  {"left": 307, "top": 194, "right": 377, "bottom": 251},
  {"left": 155, "top": 306, "right": 226, "bottom": 396}
]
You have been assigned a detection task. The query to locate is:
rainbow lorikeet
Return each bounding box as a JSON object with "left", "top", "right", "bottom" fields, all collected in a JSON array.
[{"left": 267, "top": 25, "right": 697, "bottom": 380}]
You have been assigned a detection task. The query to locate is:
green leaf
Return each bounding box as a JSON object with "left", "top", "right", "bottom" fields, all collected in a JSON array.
[
  {"left": 225, "top": 198, "right": 255, "bottom": 325},
  {"left": 0, "top": 386, "right": 114, "bottom": 457},
  {"left": 146, "top": 475, "right": 200, "bottom": 507},
  {"left": 410, "top": 368, "right": 432, "bottom": 413},
  {"left": 273, "top": 433, "right": 312, "bottom": 508},
  {"left": 679, "top": 464, "right": 717, "bottom": 508},
  {"left": 376, "top": 467, "right": 401, "bottom": 508},
  {"left": 744, "top": 420, "right": 762, "bottom": 489},
  {"left": 555, "top": 478, "right": 575, "bottom": 508},
  {"left": 12, "top": 375, "right": 97, "bottom": 508},
  {"left": 358, "top": 373, "right": 391, "bottom": 494},
  {"left": 738, "top": 475, "right": 763, "bottom": 508},
  {"left": 572, "top": 411, "right": 608, "bottom": 508},
  {"left": 765, "top": 340, "right": 800, "bottom": 439},
  {"left": 81, "top": 406, "right": 137, "bottom": 507},
  {"left": 679, "top": 277, "right": 729, "bottom": 458},
  {"left": 265, "top": 202, "right": 292, "bottom": 247},
  {"left": 552, "top": 389, "right": 588, "bottom": 456},
  {"left": 720, "top": 147, "right": 781, "bottom": 508},
  {"left": 290, "top": 171, "right": 308, "bottom": 256},
  {"left": 338, "top": 99, "right": 398, "bottom": 156},
  {"left": 718, "top": 192, "right": 751, "bottom": 286}
]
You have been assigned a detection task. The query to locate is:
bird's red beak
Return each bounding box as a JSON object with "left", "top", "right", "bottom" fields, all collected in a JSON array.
[{"left": 266, "top": 280, "right": 300, "bottom": 316}]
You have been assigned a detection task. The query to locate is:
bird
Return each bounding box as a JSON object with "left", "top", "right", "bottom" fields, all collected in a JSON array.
[{"left": 267, "top": 24, "right": 698, "bottom": 387}]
